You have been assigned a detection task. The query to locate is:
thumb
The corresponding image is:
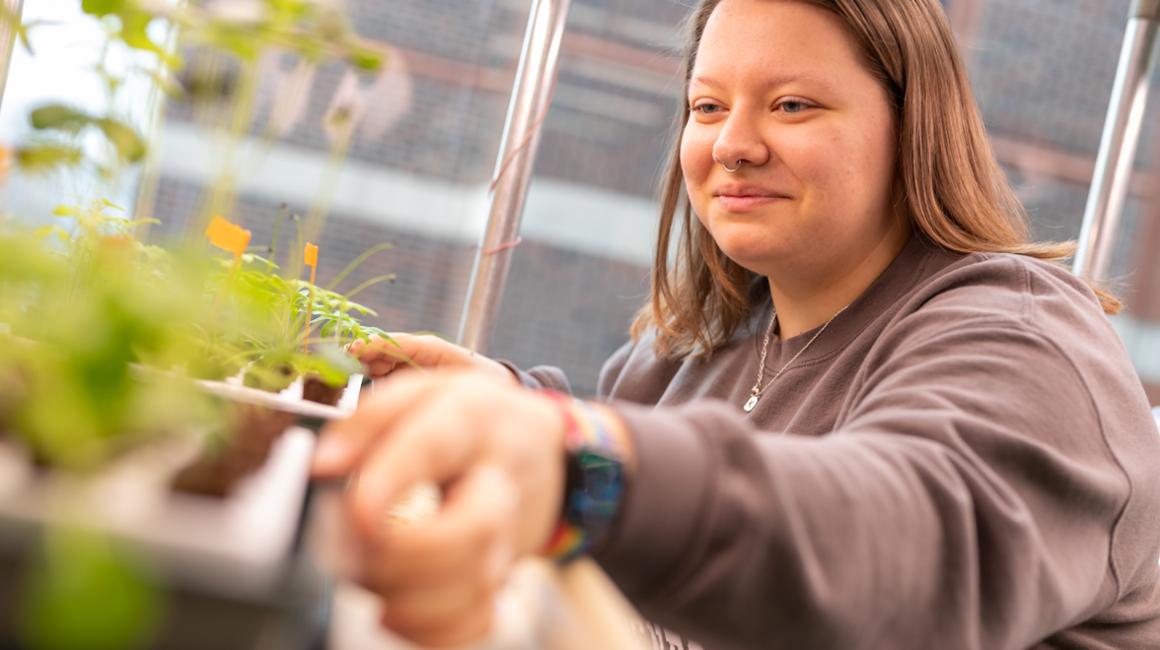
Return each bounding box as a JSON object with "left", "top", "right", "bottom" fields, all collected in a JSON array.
[{"left": 357, "top": 333, "right": 468, "bottom": 371}]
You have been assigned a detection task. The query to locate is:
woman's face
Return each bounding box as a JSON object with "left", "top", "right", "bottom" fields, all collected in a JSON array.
[{"left": 680, "top": 0, "right": 901, "bottom": 281}]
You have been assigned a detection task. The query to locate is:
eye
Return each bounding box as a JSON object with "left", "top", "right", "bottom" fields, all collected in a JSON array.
[
  {"left": 691, "top": 102, "right": 724, "bottom": 115},
  {"left": 776, "top": 98, "right": 814, "bottom": 114}
]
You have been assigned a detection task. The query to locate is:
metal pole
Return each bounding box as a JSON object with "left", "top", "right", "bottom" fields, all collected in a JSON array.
[
  {"left": 1073, "top": 0, "right": 1160, "bottom": 282},
  {"left": 0, "top": 0, "right": 23, "bottom": 111},
  {"left": 456, "top": 0, "right": 572, "bottom": 353}
]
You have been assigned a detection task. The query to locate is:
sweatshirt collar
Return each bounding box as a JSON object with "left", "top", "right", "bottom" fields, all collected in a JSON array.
[{"left": 749, "top": 231, "right": 956, "bottom": 364}]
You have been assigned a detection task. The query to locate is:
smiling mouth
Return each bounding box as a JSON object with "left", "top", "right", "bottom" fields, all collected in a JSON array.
[{"left": 714, "top": 194, "right": 789, "bottom": 211}]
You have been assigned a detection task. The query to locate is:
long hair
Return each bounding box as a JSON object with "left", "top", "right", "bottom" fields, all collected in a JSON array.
[{"left": 632, "top": 0, "right": 1120, "bottom": 359}]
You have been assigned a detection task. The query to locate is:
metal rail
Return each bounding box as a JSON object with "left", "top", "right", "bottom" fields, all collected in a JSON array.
[
  {"left": 1074, "top": 0, "right": 1160, "bottom": 282},
  {"left": 456, "top": 0, "right": 572, "bottom": 353}
]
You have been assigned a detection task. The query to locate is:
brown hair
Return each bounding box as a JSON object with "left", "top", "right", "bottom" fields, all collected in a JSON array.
[{"left": 632, "top": 0, "right": 1120, "bottom": 359}]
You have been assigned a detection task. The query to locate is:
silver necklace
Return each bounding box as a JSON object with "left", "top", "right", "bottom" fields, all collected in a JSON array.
[{"left": 743, "top": 305, "right": 849, "bottom": 413}]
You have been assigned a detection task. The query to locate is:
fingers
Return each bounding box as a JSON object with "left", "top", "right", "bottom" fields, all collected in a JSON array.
[
  {"left": 350, "top": 336, "right": 401, "bottom": 379},
  {"left": 310, "top": 369, "right": 441, "bottom": 478},
  {"left": 353, "top": 333, "right": 519, "bottom": 388},
  {"left": 317, "top": 371, "right": 567, "bottom": 554},
  {"left": 361, "top": 465, "right": 517, "bottom": 591},
  {"left": 351, "top": 337, "right": 402, "bottom": 378},
  {"left": 344, "top": 393, "right": 490, "bottom": 536},
  {"left": 364, "top": 356, "right": 398, "bottom": 378},
  {"left": 353, "top": 333, "right": 465, "bottom": 374},
  {"left": 310, "top": 371, "right": 561, "bottom": 650},
  {"left": 364, "top": 466, "right": 518, "bottom": 648}
]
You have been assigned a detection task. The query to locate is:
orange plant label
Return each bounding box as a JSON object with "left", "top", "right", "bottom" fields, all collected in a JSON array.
[
  {"left": 303, "top": 242, "right": 320, "bottom": 352},
  {"left": 205, "top": 216, "right": 251, "bottom": 255}
]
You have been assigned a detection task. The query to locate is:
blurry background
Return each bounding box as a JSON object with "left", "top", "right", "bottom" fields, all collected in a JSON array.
[{"left": 1, "top": 0, "right": 1157, "bottom": 402}]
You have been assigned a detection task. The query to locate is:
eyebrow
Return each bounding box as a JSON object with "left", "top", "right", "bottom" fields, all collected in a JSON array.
[{"left": 688, "top": 73, "right": 834, "bottom": 93}]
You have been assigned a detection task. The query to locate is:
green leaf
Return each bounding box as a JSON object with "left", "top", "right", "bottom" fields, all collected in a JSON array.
[
  {"left": 119, "top": 12, "right": 159, "bottom": 51},
  {"left": 16, "top": 145, "right": 85, "bottom": 172},
  {"left": 344, "top": 273, "right": 395, "bottom": 302},
  {"left": 119, "top": 10, "right": 179, "bottom": 67},
  {"left": 295, "top": 345, "right": 360, "bottom": 386},
  {"left": 16, "top": 25, "right": 34, "bottom": 56},
  {"left": 30, "top": 104, "right": 93, "bottom": 133},
  {"left": 96, "top": 118, "right": 147, "bottom": 163},
  {"left": 0, "top": 7, "right": 41, "bottom": 56},
  {"left": 348, "top": 47, "right": 384, "bottom": 72},
  {"left": 81, "top": 0, "right": 125, "bottom": 17},
  {"left": 326, "top": 240, "right": 394, "bottom": 291},
  {"left": 240, "top": 253, "right": 281, "bottom": 271},
  {"left": 359, "top": 326, "right": 390, "bottom": 341}
]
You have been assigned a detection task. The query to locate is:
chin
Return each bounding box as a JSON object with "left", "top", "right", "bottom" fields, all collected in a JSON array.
[
  {"left": 701, "top": 216, "right": 796, "bottom": 268},
  {"left": 714, "top": 242, "right": 783, "bottom": 274}
]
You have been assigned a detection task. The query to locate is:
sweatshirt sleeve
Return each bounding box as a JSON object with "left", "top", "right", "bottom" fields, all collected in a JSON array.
[
  {"left": 597, "top": 339, "right": 635, "bottom": 401},
  {"left": 594, "top": 317, "right": 1148, "bottom": 650},
  {"left": 495, "top": 360, "right": 572, "bottom": 394},
  {"left": 498, "top": 336, "right": 634, "bottom": 396}
]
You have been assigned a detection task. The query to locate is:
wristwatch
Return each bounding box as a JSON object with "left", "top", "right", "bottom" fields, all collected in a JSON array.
[{"left": 541, "top": 394, "right": 628, "bottom": 561}]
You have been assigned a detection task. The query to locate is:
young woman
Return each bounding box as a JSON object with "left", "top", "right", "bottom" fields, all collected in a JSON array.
[{"left": 312, "top": 1, "right": 1160, "bottom": 648}]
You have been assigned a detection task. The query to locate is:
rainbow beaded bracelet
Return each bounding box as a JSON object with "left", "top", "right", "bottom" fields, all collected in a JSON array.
[{"left": 539, "top": 392, "right": 630, "bottom": 563}]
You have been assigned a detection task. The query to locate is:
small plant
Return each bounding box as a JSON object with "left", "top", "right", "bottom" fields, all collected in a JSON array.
[
  {"left": 0, "top": 209, "right": 219, "bottom": 469},
  {"left": 196, "top": 215, "right": 394, "bottom": 396}
]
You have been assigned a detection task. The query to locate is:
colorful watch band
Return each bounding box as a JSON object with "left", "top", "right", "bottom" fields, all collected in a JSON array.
[{"left": 539, "top": 391, "right": 629, "bottom": 563}]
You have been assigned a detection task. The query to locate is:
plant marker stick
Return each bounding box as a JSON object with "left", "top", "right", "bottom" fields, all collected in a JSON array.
[{"left": 304, "top": 242, "right": 319, "bottom": 352}]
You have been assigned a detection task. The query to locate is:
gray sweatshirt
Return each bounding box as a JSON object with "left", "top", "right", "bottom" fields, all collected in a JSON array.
[{"left": 512, "top": 233, "right": 1160, "bottom": 650}]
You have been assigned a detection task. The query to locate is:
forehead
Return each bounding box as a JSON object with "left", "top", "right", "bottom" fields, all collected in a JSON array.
[{"left": 691, "top": 0, "right": 867, "bottom": 88}]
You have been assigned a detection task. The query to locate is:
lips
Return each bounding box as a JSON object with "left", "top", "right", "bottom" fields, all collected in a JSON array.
[
  {"left": 713, "top": 183, "right": 790, "bottom": 211},
  {"left": 713, "top": 183, "right": 790, "bottom": 199}
]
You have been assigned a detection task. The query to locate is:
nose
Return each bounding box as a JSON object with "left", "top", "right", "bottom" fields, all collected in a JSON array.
[{"left": 712, "top": 110, "right": 771, "bottom": 170}]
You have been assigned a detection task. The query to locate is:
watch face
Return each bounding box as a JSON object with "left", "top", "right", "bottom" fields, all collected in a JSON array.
[{"left": 565, "top": 447, "right": 625, "bottom": 535}]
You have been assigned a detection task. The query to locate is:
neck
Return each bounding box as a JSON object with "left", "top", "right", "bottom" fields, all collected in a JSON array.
[{"left": 768, "top": 223, "right": 911, "bottom": 339}]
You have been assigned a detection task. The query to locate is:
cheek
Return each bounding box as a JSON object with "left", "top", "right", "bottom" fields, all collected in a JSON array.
[
  {"left": 792, "top": 126, "right": 895, "bottom": 213},
  {"left": 679, "top": 127, "right": 713, "bottom": 190},
  {"left": 841, "top": 127, "right": 897, "bottom": 216},
  {"left": 851, "top": 108, "right": 899, "bottom": 193}
]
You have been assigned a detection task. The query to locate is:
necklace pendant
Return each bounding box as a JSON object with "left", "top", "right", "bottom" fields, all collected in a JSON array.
[{"left": 743, "top": 394, "right": 759, "bottom": 413}]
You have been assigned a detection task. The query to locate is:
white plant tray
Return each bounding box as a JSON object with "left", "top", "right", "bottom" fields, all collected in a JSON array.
[
  {"left": 0, "top": 373, "right": 362, "bottom": 599},
  {"left": 0, "top": 427, "right": 313, "bottom": 599}
]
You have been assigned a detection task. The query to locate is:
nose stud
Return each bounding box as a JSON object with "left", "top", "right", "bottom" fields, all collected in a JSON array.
[{"left": 713, "top": 155, "right": 742, "bottom": 173}]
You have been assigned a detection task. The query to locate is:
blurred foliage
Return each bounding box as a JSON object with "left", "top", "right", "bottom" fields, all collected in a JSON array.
[
  {"left": 0, "top": 203, "right": 394, "bottom": 463},
  {"left": 0, "top": 1, "right": 399, "bottom": 647},
  {"left": 0, "top": 203, "right": 394, "bottom": 646},
  {"left": 0, "top": 0, "right": 387, "bottom": 179},
  {"left": 0, "top": 204, "right": 232, "bottom": 468},
  {"left": 20, "top": 527, "right": 161, "bottom": 650}
]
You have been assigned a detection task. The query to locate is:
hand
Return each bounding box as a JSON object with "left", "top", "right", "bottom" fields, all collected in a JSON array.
[
  {"left": 352, "top": 333, "right": 518, "bottom": 385},
  {"left": 311, "top": 369, "right": 567, "bottom": 648}
]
